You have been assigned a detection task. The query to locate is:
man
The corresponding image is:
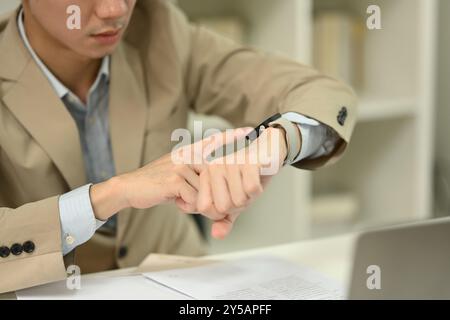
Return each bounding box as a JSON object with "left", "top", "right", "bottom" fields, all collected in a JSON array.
[{"left": 0, "top": 0, "right": 357, "bottom": 293}]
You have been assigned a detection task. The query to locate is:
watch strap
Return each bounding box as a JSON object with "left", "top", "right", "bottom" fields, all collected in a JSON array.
[{"left": 269, "top": 117, "right": 302, "bottom": 165}]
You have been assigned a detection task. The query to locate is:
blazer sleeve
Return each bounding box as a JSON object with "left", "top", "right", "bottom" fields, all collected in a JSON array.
[
  {"left": 0, "top": 196, "right": 67, "bottom": 294},
  {"left": 181, "top": 12, "right": 358, "bottom": 170}
]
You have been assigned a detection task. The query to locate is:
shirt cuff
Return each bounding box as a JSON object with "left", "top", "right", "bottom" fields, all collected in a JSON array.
[
  {"left": 58, "top": 184, "right": 107, "bottom": 255},
  {"left": 282, "top": 112, "right": 340, "bottom": 163}
]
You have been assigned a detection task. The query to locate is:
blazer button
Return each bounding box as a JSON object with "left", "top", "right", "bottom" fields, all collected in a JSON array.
[
  {"left": 0, "top": 246, "right": 10, "bottom": 258},
  {"left": 23, "top": 241, "right": 36, "bottom": 254},
  {"left": 118, "top": 246, "right": 128, "bottom": 259},
  {"left": 11, "top": 243, "right": 23, "bottom": 256},
  {"left": 337, "top": 107, "right": 348, "bottom": 126}
]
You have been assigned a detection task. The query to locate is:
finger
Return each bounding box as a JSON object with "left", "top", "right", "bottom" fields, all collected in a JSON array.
[
  {"left": 175, "top": 197, "right": 197, "bottom": 213},
  {"left": 228, "top": 204, "right": 247, "bottom": 215},
  {"left": 202, "top": 127, "right": 253, "bottom": 149},
  {"left": 197, "top": 170, "right": 223, "bottom": 220},
  {"left": 226, "top": 164, "right": 249, "bottom": 208},
  {"left": 211, "top": 212, "right": 240, "bottom": 239},
  {"left": 201, "top": 128, "right": 254, "bottom": 161},
  {"left": 261, "top": 175, "right": 273, "bottom": 189},
  {"left": 242, "top": 164, "right": 263, "bottom": 198},
  {"left": 178, "top": 181, "right": 198, "bottom": 209},
  {"left": 209, "top": 165, "right": 233, "bottom": 214},
  {"left": 178, "top": 165, "right": 200, "bottom": 191}
]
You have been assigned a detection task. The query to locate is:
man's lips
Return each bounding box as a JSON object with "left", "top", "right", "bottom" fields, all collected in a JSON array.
[
  {"left": 93, "top": 29, "right": 121, "bottom": 37},
  {"left": 91, "top": 29, "right": 122, "bottom": 45}
]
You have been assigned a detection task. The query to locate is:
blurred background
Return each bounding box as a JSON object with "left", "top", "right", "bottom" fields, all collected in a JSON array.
[{"left": 1, "top": 0, "right": 449, "bottom": 254}]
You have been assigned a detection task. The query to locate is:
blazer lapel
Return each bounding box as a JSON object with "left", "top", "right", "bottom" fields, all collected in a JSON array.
[
  {"left": 0, "top": 11, "right": 149, "bottom": 241},
  {"left": 109, "top": 42, "right": 148, "bottom": 242},
  {"left": 0, "top": 11, "right": 86, "bottom": 190}
]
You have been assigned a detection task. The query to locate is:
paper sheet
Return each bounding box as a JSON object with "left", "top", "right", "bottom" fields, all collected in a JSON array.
[
  {"left": 136, "top": 253, "right": 217, "bottom": 273},
  {"left": 143, "top": 256, "right": 344, "bottom": 300},
  {"left": 16, "top": 274, "right": 190, "bottom": 300}
]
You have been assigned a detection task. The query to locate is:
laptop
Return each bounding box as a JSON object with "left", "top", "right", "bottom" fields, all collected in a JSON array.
[{"left": 348, "top": 217, "right": 450, "bottom": 299}]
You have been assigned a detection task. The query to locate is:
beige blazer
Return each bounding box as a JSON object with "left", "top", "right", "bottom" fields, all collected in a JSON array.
[{"left": 0, "top": 0, "right": 357, "bottom": 293}]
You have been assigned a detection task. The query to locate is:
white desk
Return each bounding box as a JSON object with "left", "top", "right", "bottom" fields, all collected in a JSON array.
[
  {"left": 209, "top": 233, "right": 356, "bottom": 286},
  {"left": 8, "top": 233, "right": 357, "bottom": 299}
]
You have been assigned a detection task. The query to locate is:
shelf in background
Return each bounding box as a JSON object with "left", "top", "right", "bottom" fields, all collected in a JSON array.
[{"left": 177, "top": 0, "right": 437, "bottom": 252}]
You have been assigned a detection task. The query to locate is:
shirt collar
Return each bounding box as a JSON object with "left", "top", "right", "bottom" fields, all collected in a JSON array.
[{"left": 17, "top": 9, "right": 110, "bottom": 99}]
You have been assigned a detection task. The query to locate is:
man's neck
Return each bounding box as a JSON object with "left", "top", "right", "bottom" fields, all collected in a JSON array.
[{"left": 23, "top": 10, "right": 101, "bottom": 104}]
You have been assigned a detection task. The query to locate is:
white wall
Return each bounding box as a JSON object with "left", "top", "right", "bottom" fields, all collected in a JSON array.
[
  {"left": 0, "top": 0, "right": 20, "bottom": 14},
  {"left": 436, "top": 0, "right": 450, "bottom": 161},
  {"left": 434, "top": 0, "right": 450, "bottom": 215}
]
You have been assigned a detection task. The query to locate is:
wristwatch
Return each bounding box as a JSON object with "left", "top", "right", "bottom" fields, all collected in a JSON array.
[{"left": 245, "top": 113, "right": 302, "bottom": 165}]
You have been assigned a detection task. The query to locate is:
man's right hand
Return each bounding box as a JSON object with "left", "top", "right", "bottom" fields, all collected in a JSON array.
[
  {"left": 89, "top": 153, "right": 201, "bottom": 222},
  {"left": 89, "top": 128, "right": 248, "bottom": 222}
]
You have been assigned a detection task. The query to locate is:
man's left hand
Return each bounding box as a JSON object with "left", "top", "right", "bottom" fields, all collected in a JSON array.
[{"left": 192, "top": 126, "right": 294, "bottom": 239}]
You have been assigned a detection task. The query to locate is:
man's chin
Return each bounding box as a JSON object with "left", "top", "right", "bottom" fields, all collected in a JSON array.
[{"left": 85, "top": 46, "right": 119, "bottom": 59}]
